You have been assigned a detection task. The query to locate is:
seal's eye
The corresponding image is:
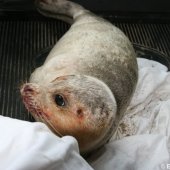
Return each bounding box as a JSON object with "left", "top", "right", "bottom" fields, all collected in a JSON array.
[{"left": 55, "top": 94, "right": 65, "bottom": 107}]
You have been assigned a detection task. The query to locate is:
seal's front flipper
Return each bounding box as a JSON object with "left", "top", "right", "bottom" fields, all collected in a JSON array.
[{"left": 35, "top": 0, "right": 88, "bottom": 24}]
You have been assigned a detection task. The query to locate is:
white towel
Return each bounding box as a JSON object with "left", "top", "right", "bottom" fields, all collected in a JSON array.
[
  {"left": 0, "top": 58, "right": 170, "bottom": 170},
  {"left": 0, "top": 116, "right": 93, "bottom": 170}
]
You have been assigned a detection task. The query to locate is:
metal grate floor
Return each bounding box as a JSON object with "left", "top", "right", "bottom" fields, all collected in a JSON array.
[{"left": 0, "top": 15, "right": 170, "bottom": 121}]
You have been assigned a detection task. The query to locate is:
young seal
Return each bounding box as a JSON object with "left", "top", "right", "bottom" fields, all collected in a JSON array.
[{"left": 20, "top": 0, "right": 138, "bottom": 155}]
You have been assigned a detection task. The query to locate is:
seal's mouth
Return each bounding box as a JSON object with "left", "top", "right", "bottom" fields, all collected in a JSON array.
[{"left": 20, "top": 84, "right": 49, "bottom": 119}]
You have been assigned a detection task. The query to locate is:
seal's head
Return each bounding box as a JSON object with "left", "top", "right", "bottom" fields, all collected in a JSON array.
[{"left": 20, "top": 75, "right": 117, "bottom": 155}]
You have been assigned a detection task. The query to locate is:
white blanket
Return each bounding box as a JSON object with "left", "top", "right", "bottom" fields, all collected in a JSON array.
[{"left": 0, "top": 58, "right": 170, "bottom": 170}]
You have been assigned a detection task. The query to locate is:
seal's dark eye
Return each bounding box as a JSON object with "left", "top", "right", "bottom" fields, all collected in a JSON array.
[{"left": 55, "top": 94, "right": 65, "bottom": 107}]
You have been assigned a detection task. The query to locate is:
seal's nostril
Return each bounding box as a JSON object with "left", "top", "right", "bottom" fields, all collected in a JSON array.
[{"left": 23, "top": 85, "right": 34, "bottom": 93}]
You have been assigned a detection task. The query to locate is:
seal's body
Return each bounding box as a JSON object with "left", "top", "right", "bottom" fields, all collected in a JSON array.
[{"left": 20, "top": 0, "right": 138, "bottom": 155}]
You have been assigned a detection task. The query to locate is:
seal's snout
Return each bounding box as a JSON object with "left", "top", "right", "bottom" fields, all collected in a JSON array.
[
  {"left": 20, "top": 83, "right": 40, "bottom": 96},
  {"left": 20, "top": 83, "right": 47, "bottom": 118},
  {"left": 20, "top": 84, "right": 37, "bottom": 107}
]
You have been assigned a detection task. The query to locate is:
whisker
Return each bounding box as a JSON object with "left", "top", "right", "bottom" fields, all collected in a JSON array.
[
  {"left": 34, "top": 113, "right": 41, "bottom": 122},
  {"left": 38, "top": 113, "right": 63, "bottom": 137},
  {"left": 37, "top": 113, "right": 46, "bottom": 124},
  {"left": 45, "top": 118, "right": 63, "bottom": 137}
]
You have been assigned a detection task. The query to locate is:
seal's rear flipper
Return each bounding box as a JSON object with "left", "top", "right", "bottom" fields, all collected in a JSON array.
[{"left": 35, "top": 0, "right": 89, "bottom": 24}]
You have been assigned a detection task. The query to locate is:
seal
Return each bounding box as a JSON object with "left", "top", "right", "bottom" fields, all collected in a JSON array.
[{"left": 20, "top": 0, "right": 138, "bottom": 155}]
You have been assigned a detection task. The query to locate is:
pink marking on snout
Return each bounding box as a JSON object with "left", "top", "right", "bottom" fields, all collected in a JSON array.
[
  {"left": 23, "top": 84, "right": 33, "bottom": 92},
  {"left": 20, "top": 84, "right": 40, "bottom": 96}
]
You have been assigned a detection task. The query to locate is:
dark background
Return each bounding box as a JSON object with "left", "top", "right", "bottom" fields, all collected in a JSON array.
[{"left": 0, "top": 0, "right": 169, "bottom": 13}]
